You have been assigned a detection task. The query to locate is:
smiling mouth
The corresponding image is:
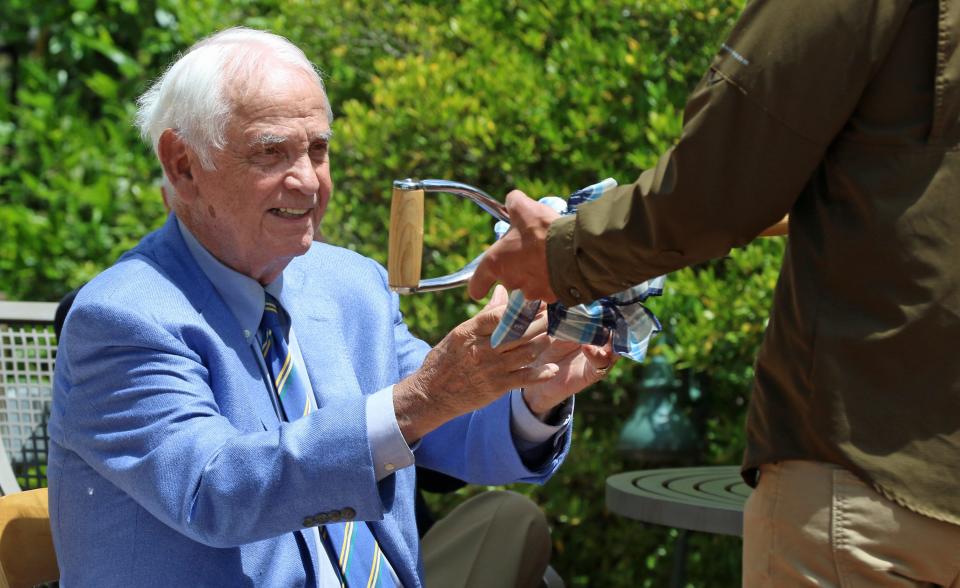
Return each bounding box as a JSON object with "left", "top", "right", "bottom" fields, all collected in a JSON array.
[{"left": 269, "top": 207, "right": 312, "bottom": 219}]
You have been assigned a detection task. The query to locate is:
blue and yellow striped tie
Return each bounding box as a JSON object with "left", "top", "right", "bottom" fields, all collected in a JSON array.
[
  {"left": 324, "top": 522, "right": 394, "bottom": 588},
  {"left": 260, "top": 294, "right": 312, "bottom": 420},
  {"left": 259, "top": 293, "right": 395, "bottom": 588}
]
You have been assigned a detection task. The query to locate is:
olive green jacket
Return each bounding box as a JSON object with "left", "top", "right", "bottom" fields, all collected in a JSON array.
[{"left": 548, "top": 0, "right": 960, "bottom": 524}]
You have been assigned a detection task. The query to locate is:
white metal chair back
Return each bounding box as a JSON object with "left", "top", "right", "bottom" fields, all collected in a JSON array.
[{"left": 0, "top": 302, "right": 58, "bottom": 495}]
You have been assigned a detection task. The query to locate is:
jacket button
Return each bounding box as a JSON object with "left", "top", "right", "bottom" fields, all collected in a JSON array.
[
  {"left": 303, "top": 516, "right": 315, "bottom": 527},
  {"left": 341, "top": 508, "right": 356, "bottom": 521},
  {"left": 569, "top": 287, "right": 581, "bottom": 300}
]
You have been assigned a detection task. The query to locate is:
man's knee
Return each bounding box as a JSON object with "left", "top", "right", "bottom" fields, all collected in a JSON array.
[
  {"left": 422, "top": 490, "right": 551, "bottom": 588},
  {"left": 477, "top": 490, "right": 550, "bottom": 553}
]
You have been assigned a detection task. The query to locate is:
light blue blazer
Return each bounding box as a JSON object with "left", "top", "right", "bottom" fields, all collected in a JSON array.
[{"left": 48, "top": 215, "right": 570, "bottom": 587}]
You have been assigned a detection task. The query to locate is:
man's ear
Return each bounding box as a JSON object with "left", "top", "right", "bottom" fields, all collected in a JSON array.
[{"left": 157, "top": 129, "right": 198, "bottom": 201}]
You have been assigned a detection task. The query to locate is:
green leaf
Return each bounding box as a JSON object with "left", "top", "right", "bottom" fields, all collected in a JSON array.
[{"left": 85, "top": 71, "right": 118, "bottom": 98}]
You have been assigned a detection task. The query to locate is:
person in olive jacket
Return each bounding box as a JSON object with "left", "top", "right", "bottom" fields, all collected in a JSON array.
[{"left": 470, "top": 0, "right": 960, "bottom": 584}]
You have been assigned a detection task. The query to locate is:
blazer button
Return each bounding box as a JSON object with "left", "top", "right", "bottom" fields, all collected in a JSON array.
[
  {"left": 569, "top": 287, "right": 581, "bottom": 300},
  {"left": 327, "top": 511, "right": 342, "bottom": 523},
  {"left": 302, "top": 516, "right": 316, "bottom": 527},
  {"left": 341, "top": 508, "right": 356, "bottom": 521},
  {"left": 314, "top": 513, "right": 329, "bottom": 524}
]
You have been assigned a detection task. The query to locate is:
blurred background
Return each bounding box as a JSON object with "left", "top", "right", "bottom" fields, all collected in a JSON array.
[{"left": 0, "top": 0, "right": 784, "bottom": 585}]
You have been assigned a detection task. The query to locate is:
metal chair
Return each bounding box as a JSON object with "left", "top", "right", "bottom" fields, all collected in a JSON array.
[
  {"left": 0, "top": 444, "right": 18, "bottom": 497},
  {"left": 0, "top": 301, "right": 57, "bottom": 494}
]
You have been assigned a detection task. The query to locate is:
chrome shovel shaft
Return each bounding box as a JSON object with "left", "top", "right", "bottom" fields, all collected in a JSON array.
[{"left": 394, "top": 179, "right": 510, "bottom": 222}]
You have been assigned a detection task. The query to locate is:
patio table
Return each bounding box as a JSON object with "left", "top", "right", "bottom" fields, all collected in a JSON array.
[{"left": 605, "top": 465, "right": 750, "bottom": 536}]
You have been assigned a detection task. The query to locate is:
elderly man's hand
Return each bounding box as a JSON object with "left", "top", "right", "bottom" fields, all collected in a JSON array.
[
  {"left": 468, "top": 190, "right": 560, "bottom": 303},
  {"left": 393, "top": 286, "right": 559, "bottom": 442},
  {"left": 521, "top": 336, "right": 616, "bottom": 418}
]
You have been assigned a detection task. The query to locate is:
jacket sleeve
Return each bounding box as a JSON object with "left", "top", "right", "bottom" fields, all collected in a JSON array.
[
  {"left": 547, "top": 0, "right": 913, "bottom": 306},
  {"left": 413, "top": 392, "right": 571, "bottom": 485}
]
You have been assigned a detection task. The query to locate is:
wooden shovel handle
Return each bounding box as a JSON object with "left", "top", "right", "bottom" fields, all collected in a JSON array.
[{"left": 388, "top": 186, "right": 424, "bottom": 291}]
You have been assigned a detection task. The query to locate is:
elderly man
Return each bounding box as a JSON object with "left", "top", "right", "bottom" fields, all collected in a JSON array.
[
  {"left": 470, "top": 0, "right": 960, "bottom": 585},
  {"left": 49, "top": 28, "right": 611, "bottom": 587}
]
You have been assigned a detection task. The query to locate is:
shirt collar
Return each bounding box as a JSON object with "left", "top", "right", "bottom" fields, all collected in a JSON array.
[{"left": 176, "top": 216, "right": 285, "bottom": 341}]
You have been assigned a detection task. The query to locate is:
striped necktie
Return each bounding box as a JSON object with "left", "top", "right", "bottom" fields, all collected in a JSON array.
[
  {"left": 259, "top": 293, "right": 397, "bottom": 588},
  {"left": 260, "top": 293, "right": 312, "bottom": 420}
]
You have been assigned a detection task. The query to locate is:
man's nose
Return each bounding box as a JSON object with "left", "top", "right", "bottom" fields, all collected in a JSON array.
[{"left": 283, "top": 153, "right": 321, "bottom": 195}]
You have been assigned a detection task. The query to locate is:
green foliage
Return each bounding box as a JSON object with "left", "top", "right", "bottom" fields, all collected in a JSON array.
[
  {"left": 0, "top": 1, "right": 788, "bottom": 585},
  {"left": 17, "top": 464, "right": 48, "bottom": 490}
]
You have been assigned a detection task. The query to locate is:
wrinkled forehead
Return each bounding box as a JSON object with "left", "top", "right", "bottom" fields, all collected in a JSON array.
[
  {"left": 226, "top": 63, "right": 324, "bottom": 113},
  {"left": 223, "top": 66, "right": 330, "bottom": 140}
]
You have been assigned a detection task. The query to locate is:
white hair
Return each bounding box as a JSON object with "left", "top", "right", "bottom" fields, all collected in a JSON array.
[{"left": 135, "top": 27, "right": 333, "bottom": 170}]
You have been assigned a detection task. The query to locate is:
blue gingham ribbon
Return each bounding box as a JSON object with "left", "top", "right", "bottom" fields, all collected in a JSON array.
[{"left": 489, "top": 178, "right": 665, "bottom": 362}]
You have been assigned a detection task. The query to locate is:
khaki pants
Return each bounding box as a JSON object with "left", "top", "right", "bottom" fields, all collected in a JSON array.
[
  {"left": 421, "top": 490, "right": 551, "bottom": 588},
  {"left": 743, "top": 460, "right": 960, "bottom": 587}
]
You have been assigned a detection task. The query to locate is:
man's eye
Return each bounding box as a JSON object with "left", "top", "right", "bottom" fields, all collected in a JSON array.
[
  {"left": 263, "top": 145, "right": 282, "bottom": 156},
  {"left": 310, "top": 142, "right": 328, "bottom": 157}
]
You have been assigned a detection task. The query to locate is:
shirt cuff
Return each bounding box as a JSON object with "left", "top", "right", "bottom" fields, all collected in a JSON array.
[
  {"left": 547, "top": 215, "right": 595, "bottom": 307},
  {"left": 509, "top": 389, "right": 573, "bottom": 452},
  {"left": 366, "top": 385, "right": 415, "bottom": 481}
]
